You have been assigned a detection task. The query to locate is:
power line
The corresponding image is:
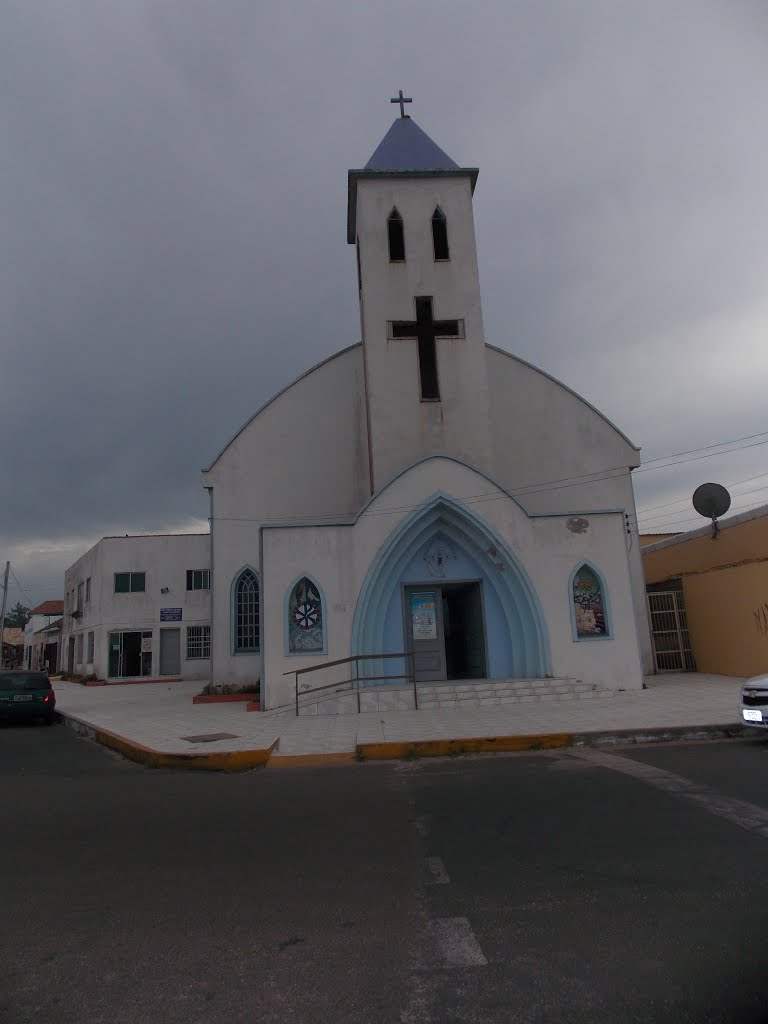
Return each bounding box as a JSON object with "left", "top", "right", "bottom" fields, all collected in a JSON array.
[
  {"left": 635, "top": 497, "right": 768, "bottom": 535},
  {"left": 636, "top": 470, "right": 768, "bottom": 516},
  {"left": 638, "top": 430, "right": 768, "bottom": 466},
  {"left": 637, "top": 483, "right": 768, "bottom": 527},
  {"left": 8, "top": 567, "right": 36, "bottom": 608},
  {"left": 634, "top": 437, "right": 768, "bottom": 474},
  {"left": 214, "top": 431, "right": 768, "bottom": 528}
]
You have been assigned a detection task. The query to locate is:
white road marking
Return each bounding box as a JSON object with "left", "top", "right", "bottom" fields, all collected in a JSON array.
[
  {"left": 426, "top": 856, "right": 450, "bottom": 884},
  {"left": 570, "top": 749, "right": 768, "bottom": 839},
  {"left": 423, "top": 918, "right": 488, "bottom": 968}
]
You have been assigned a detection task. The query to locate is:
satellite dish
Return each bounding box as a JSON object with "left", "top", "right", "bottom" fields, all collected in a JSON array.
[{"left": 692, "top": 482, "right": 731, "bottom": 538}]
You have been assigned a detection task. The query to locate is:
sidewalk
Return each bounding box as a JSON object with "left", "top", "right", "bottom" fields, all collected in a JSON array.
[{"left": 51, "top": 673, "right": 750, "bottom": 770}]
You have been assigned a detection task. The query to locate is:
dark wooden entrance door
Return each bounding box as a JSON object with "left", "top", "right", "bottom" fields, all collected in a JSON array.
[{"left": 404, "top": 587, "right": 445, "bottom": 682}]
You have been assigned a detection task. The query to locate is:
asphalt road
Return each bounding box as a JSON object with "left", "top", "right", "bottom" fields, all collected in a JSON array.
[{"left": 3, "top": 721, "right": 768, "bottom": 1024}]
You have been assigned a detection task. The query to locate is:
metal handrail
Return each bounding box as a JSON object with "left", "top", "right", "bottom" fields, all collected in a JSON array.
[{"left": 284, "top": 651, "right": 415, "bottom": 716}]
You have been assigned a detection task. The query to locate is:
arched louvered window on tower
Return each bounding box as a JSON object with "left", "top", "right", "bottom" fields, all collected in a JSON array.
[
  {"left": 387, "top": 208, "right": 405, "bottom": 262},
  {"left": 432, "top": 206, "right": 450, "bottom": 260},
  {"left": 232, "top": 567, "right": 260, "bottom": 653}
]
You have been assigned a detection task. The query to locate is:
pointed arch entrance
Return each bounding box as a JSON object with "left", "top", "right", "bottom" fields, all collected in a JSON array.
[{"left": 352, "top": 494, "right": 550, "bottom": 681}]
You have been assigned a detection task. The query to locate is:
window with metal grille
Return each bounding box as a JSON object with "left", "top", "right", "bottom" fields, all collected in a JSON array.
[
  {"left": 186, "top": 626, "right": 211, "bottom": 660},
  {"left": 76, "top": 633, "right": 84, "bottom": 664},
  {"left": 234, "top": 569, "right": 259, "bottom": 652},
  {"left": 431, "top": 207, "right": 449, "bottom": 260},
  {"left": 87, "top": 631, "right": 94, "bottom": 662},
  {"left": 387, "top": 208, "right": 405, "bottom": 261},
  {"left": 114, "top": 572, "right": 145, "bottom": 593},
  {"left": 186, "top": 569, "right": 211, "bottom": 591}
]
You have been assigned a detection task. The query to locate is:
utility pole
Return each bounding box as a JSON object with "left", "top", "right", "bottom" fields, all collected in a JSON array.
[{"left": 0, "top": 561, "right": 9, "bottom": 668}]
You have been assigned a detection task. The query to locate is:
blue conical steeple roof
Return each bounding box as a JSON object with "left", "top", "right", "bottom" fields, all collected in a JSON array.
[
  {"left": 364, "top": 117, "right": 460, "bottom": 172},
  {"left": 347, "top": 116, "right": 479, "bottom": 243}
]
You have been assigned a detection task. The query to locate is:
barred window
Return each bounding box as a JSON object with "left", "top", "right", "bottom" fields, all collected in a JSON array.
[
  {"left": 186, "top": 626, "right": 211, "bottom": 660},
  {"left": 186, "top": 569, "right": 211, "bottom": 591},
  {"left": 87, "top": 631, "right": 95, "bottom": 662},
  {"left": 234, "top": 569, "right": 259, "bottom": 652}
]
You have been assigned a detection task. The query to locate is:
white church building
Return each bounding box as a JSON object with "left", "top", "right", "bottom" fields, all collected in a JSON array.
[{"left": 63, "top": 105, "right": 652, "bottom": 708}]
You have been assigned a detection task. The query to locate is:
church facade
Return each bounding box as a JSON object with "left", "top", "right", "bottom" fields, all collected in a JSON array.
[{"left": 203, "top": 110, "right": 652, "bottom": 710}]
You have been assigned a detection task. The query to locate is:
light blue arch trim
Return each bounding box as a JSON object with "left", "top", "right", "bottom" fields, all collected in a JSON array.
[
  {"left": 230, "top": 564, "right": 260, "bottom": 656},
  {"left": 284, "top": 573, "right": 329, "bottom": 658},
  {"left": 352, "top": 492, "right": 551, "bottom": 678},
  {"left": 568, "top": 560, "right": 613, "bottom": 642}
]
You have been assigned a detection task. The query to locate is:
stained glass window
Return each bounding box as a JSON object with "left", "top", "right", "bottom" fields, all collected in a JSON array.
[
  {"left": 288, "top": 577, "right": 324, "bottom": 654},
  {"left": 234, "top": 569, "right": 259, "bottom": 652},
  {"left": 572, "top": 565, "right": 609, "bottom": 638}
]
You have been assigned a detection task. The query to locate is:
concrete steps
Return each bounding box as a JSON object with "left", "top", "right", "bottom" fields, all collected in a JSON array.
[
  {"left": 416, "top": 678, "right": 617, "bottom": 709},
  {"left": 260, "top": 677, "right": 619, "bottom": 717}
]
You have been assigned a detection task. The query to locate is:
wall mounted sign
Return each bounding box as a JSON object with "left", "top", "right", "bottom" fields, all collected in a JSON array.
[
  {"left": 160, "top": 608, "right": 182, "bottom": 622},
  {"left": 411, "top": 592, "right": 437, "bottom": 640}
]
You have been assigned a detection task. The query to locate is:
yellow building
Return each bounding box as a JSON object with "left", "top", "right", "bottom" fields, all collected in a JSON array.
[{"left": 642, "top": 505, "right": 768, "bottom": 677}]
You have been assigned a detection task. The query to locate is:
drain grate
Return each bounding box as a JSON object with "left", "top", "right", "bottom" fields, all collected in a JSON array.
[{"left": 180, "top": 732, "right": 239, "bottom": 744}]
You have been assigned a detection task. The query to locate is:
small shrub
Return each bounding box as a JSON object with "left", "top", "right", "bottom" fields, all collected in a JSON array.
[{"left": 196, "top": 681, "right": 260, "bottom": 697}]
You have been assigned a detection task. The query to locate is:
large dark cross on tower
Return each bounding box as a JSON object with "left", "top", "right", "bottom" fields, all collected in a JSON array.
[
  {"left": 391, "top": 296, "right": 463, "bottom": 401},
  {"left": 390, "top": 90, "right": 412, "bottom": 118}
]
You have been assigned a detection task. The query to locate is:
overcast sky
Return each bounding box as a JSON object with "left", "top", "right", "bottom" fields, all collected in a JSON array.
[{"left": 3, "top": 0, "right": 768, "bottom": 607}]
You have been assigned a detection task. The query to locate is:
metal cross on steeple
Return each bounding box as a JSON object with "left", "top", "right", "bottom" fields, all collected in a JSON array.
[{"left": 390, "top": 90, "right": 412, "bottom": 118}]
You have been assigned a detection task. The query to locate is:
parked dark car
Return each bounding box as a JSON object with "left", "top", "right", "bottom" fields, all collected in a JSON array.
[{"left": 0, "top": 670, "right": 56, "bottom": 724}]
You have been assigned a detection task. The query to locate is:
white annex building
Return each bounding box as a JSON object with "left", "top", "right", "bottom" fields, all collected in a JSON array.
[{"left": 63, "top": 105, "right": 653, "bottom": 707}]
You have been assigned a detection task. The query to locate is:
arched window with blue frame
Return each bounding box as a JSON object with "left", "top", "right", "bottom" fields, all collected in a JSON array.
[
  {"left": 286, "top": 576, "right": 325, "bottom": 655},
  {"left": 570, "top": 563, "right": 610, "bottom": 639},
  {"left": 232, "top": 567, "right": 260, "bottom": 653}
]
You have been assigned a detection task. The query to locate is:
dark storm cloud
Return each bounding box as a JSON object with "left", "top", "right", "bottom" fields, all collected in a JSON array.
[{"left": 2, "top": 0, "right": 768, "bottom": 601}]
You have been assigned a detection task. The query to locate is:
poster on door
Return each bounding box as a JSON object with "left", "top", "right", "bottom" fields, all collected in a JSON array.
[{"left": 411, "top": 592, "right": 438, "bottom": 640}]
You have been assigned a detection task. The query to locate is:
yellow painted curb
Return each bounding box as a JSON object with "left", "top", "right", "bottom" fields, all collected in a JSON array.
[
  {"left": 357, "top": 733, "right": 573, "bottom": 760},
  {"left": 266, "top": 751, "right": 357, "bottom": 768},
  {"left": 59, "top": 712, "right": 276, "bottom": 772}
]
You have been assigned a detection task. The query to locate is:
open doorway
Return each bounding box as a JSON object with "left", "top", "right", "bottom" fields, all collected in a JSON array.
[
  {"left": 108, "top": 631, "right": 153, "bottom": 679},
  {"left": 404, "top": 581, "right": 487, "bottom": 683}
]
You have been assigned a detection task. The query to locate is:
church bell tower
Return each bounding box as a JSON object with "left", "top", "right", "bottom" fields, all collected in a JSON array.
[{"left": 348, "top": 95, "right": 494, "bottom": 493}]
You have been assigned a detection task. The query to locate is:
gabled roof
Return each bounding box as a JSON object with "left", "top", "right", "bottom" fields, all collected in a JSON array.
[
  {"left": 365, "top": 116, "right": 460, "bottom": 172},
  {"left": 35, "top": 618, "right": 63, "bottom": 635},
  {"left": 642, "top": 501, "right": 768, "bottom": 554},
  {"left": 30, "top": 600, "right": 64, "bottom": 616},
  {"left": 347, "top": 116, "right": 479, "bottom": 243}
]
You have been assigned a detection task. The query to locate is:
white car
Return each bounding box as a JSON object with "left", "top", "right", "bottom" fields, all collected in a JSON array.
[{"left": 741, "top": 674, "right": 768, "bottom": 729}]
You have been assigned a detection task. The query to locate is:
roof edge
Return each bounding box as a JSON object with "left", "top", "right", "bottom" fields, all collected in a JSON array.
[
  {"left": 642, "top": 501, "right": 768, "bottom": 554},
  {"left": 485, "top": 343, "right": 641, "bottom": 455},
  {"left": 203, "top": 343, "right": 362, "bottom": 473}
]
